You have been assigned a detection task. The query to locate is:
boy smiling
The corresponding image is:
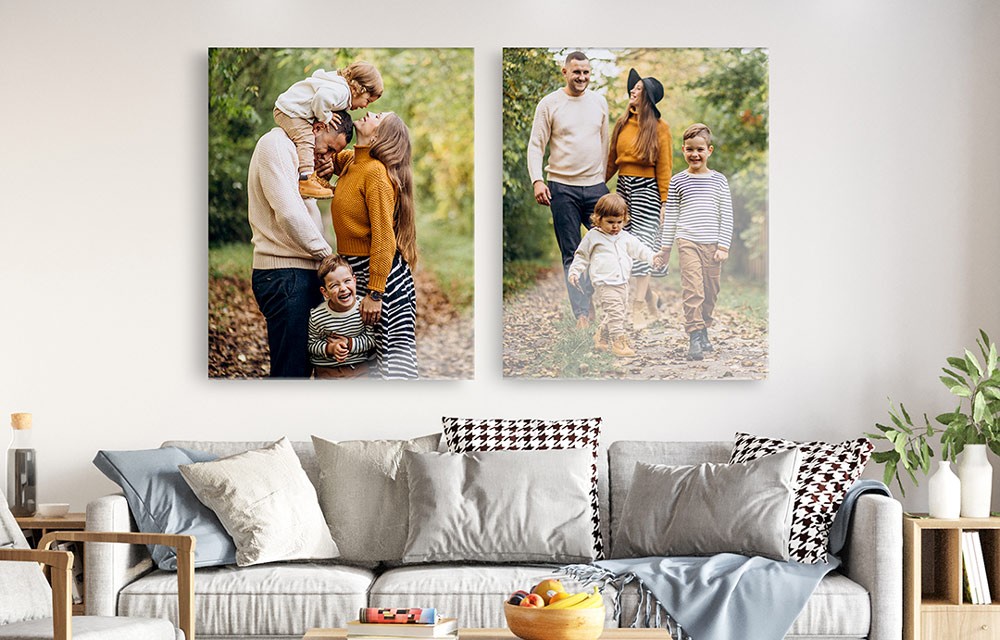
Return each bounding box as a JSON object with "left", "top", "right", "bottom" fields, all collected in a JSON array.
[{"left": 307, "top": 254, "right": 376, "bottom": 378}]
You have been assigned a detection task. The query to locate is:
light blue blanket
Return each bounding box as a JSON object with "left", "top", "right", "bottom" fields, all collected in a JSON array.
[{"left": 562, "top": 480, "right": 891, "bottom": 640}]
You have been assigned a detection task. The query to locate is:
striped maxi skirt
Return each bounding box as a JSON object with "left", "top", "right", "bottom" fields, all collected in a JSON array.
[
  {"left": 344, "top": 253, "right": 419, "bottom": 379},
  {"left": 616, "top": 175, "right": 668, "bottom": 277}
]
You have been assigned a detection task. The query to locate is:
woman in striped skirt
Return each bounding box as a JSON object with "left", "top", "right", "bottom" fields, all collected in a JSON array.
[
  {"left": 328, "top": 112, "right": 419, "bottom": 379},
  {"left": 606, "top": 68, "right": 673, "bottom": 330}
]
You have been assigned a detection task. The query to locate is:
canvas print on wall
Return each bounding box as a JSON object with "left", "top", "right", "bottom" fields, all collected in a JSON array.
[
  {"left": 209, "top": 48, "right": 474, "bottom": 380},
  {"left": 502, "top": 47, "right": 768, "bottom": 380}
]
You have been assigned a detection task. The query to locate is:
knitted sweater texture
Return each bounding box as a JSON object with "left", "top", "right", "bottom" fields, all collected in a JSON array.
[
  {"left": 330, "top": 147, "right": 397, "bottom": 293},
  {"left": 606, "top": 113, "right": 673, "bottom": 202},
  {"left": 527, "top": 89, "right": 609, "bottom": 186},
  {"left": 247, "top": 128, "right": 332, "bottom": 270}
]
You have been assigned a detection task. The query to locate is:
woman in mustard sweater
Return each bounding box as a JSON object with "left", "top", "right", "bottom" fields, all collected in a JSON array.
[
  {"left": 327, "top": 111, "right": 418, "bottom": 379},
  {"left": 606, "top": 68, "right": 672, "bottom": 331}
]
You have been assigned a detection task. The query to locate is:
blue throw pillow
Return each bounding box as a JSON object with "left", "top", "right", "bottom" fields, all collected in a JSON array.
[{"left": 93, "top": 447, "right": 237, "bottom": 569}]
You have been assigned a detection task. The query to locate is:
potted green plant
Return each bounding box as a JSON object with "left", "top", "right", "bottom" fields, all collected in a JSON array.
[{"left": 867, "top": 330, "right": 1000, "bottom": 497}]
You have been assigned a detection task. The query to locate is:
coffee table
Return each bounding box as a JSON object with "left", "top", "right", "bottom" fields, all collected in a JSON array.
[{"left": 303, "top": 629, "right": 670, "bottom": 639}]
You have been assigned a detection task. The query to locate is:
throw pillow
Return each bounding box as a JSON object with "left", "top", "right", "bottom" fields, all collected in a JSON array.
[
  {"left": 179, "top": 437, "right": 338, "bottom": 567},
  {"left": 311, "top": 433, "right": 441, "bottom": 565},
  {"left": 93, "top": 447, "right": 237, "bottom": 569},
  {"left": 441, "top": 417, "right": 603, "bottom": 558},
  {"left": 614, "top": 449, "right": 801, "bottom": 561},
  {"left": 729, "top": 432, "right": 874, "bottom": 564},
  {"left": 401, "top": 449, "right": 596, "bottom": 564}
]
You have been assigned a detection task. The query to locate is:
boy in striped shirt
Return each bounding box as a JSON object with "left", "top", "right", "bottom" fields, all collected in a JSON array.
[
  {"left": 308, "top": 255, "right": 376, "bottom": 378},
  {"left": 654, "top": 123, "right": 734, "bottom": 361}
]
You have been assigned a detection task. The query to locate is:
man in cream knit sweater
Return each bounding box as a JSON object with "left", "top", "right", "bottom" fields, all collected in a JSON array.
[
  {"left": 248, "top": 114, "right": 353, "bottom": 377},
  {"left": 527, "top": 51, "right": 610, "bottom": 328}
]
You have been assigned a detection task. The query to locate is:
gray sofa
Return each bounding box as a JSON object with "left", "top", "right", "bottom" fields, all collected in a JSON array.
[{"left": 85, "top": 439, "right": 902, "bottom": 640}]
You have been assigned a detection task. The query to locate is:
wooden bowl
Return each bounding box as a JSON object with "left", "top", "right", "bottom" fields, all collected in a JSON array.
[{"left": 503, "top": 602, "right": 606, "bottom": 640}]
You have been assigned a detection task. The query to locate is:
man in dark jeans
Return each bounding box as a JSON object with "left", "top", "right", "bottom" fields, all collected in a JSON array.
[
  {"left": 247, "top": 113, "right": 353, "bottom": 377},
  {"left": 526, "top": 51, "right": 610, "bottom": 327}
]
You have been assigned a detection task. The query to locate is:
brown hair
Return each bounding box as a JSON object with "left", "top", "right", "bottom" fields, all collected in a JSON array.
[
  {"left": 589, "top": 192, "right": 630, "bottom": 227},
  {"left": 610, "top": 83, "right": 660, "bottom": 165},
  {"left": 683, "top": 123, "right": 712, "bottom": 145},
  {"left": 340, "top": 61, "right": 384, "bottom": 100},
  {"left": 369, "top": 113, "right": 418, "bottom": 269},
  {"left": 564, "top": 51, "right": 589, "bottom": 66},
  {"left": 317, "top": 254, "right": 353, "bottom": 286}
]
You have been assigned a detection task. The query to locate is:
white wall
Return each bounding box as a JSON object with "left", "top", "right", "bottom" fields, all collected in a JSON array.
[{"left": 0, "top": 0, "right": 998, "bottom": 512}]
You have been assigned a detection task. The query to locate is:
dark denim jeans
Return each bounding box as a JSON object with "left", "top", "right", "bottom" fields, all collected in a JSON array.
[
  {"left": 251, "top": 268, "right": 322, "bottom": 378},
  {"left": 549, "top": 181, "right": 609, "bottom": 318}
]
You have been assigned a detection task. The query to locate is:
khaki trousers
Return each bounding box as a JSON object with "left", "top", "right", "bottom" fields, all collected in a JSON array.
[
  {"left": 313, "top": 361, "right": 371, "bottom": 379},
  {"left": 273, "top": 107, "right": 315, "bottom": 175},
  {"left": 677, "top": 238, "right": 722, "bottom": 334},
  {"left": 594, "top": 283, "right": 629, "bottom": 339}
]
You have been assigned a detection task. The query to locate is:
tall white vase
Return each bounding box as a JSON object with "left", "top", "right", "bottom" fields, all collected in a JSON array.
[
  {"left": 958, "top": 444, "right": 993, "bottom": 518},
  {"left": 928, "top": 461, "right": 961, "bottom": 518}
]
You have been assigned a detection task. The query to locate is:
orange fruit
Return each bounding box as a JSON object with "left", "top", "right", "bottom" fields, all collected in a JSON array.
[
  {"left": 532, "top": 578, "right": 567, "bottom": 604},
  {"left": 548, "top": 592, "right": 572, "bottom": 604}
]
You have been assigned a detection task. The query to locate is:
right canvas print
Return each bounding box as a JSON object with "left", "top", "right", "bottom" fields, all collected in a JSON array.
[{"left": 503, "top": 47, "right": 768, "bottom": 380}]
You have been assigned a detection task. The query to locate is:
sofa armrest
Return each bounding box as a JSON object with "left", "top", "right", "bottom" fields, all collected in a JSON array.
[
  {"left": 84, "top": 494, "right": 154, "bottom": 616},
  {"left": 840, "top": 493, "right": 902, "bottom": 640}
]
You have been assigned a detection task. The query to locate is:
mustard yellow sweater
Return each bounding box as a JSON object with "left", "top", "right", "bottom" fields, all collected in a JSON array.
[
  {"left": 330, "top": 147, "right": 398, "bottom": 293},
  {"left": 606, "top": 113, "right": 673, "bottom": 202}
]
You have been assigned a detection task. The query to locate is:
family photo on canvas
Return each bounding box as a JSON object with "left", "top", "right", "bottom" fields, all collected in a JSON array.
[
  {"left": 208, "top": 48, "right": 474, "bottom": 380},
  {"left": 503, "top": 48, "right": 769, "bottom": 380}
]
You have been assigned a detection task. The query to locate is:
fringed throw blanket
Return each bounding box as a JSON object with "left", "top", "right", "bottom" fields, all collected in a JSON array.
[{"left": 561, "top": 480, "right": 891, "bottom": 640}]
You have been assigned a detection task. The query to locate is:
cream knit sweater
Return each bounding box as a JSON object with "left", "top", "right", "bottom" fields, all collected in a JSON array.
[
  {"left": 248, "top": 128, "right": 333, "bottom": 270},
  {"left": 527, "top": 88, "right": 609, "bottom": 186}
]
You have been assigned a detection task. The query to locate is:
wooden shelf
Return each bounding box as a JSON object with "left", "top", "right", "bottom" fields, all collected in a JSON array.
[
  {"left": 15, "top": 512, "right": 87, "bottom": 615},
  {"left": 904, "top": 515, "right": 1000, "bottom": 640}
]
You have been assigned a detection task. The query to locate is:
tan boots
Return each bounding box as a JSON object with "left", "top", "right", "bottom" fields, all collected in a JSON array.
[
  {"left": 611, "top": 335, "right": 636, "bottom": 357},
  {"left": 299, "top": 173, "right": 333, "bottom": 199}
]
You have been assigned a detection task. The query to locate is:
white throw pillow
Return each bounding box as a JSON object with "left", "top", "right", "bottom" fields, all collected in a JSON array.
[{"left": 179, "top": 437, "right": 338, "bottom": 567}]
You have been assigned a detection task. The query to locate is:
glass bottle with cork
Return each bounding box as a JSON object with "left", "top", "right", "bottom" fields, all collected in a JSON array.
[{"left": 7, "top": 412, "right": 37, "bottom": 516}]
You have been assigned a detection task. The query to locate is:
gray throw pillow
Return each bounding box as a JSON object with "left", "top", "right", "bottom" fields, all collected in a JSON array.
[
  {"left": 93, "top": 447, "right": 237, "bottom": 569},
  {"left": 613, "top": 448, "right": 801, "bottom": 561},
  {"left": 401, "top": 449, "right": 596, "bottom": 564},
  {"left": 179, "top": 437, "right": 338, "bottom": 567},
  {"left": 311, "top": 433, "right": 441, "bottom": 565}
]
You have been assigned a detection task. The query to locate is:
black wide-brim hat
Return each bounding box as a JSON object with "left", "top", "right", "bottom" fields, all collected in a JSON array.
[{"left": 627, "top": 68, "right": 664, "bottom": 120}]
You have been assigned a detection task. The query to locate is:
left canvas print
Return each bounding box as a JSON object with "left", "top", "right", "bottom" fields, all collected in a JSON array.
[{"left": 208, "top": 48, "right": 474, "bottom": 380}]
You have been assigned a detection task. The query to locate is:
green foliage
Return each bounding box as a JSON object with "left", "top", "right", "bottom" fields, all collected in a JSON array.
[
  {"left": 502, "top": 48, "right": 562, "bottom": 267},
  {"left": 867, "top": 330, "right": 1000, "bottom": 494}
]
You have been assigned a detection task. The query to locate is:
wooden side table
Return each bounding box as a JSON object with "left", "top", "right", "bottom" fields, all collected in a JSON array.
[
  {"left": 15, "top": 512, "right": 87, "bottom": 615},
  {"left": 903, "top": 514, "right": 1000, "bottom": 639},
  {"left": 304, "top": 629, "right": 670, "bottom": 640}
]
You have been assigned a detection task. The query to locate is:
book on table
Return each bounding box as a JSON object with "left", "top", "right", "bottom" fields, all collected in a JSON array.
[{"left": 346, "top": 617, "right": 458, "bottom": 638}]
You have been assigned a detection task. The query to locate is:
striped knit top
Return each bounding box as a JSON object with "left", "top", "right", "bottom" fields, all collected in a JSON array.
[
  {"left": 307, "top": 299, "right": 375, "bottom": 367},
  {"left": 660, "top": 170, "right": 734, "bottom": 249},
  {"left": 606, "top": 112, "right": 673, "bottom": 202},
  {"left": 329, "top": 147, "right": 397, "bottom": 293}
]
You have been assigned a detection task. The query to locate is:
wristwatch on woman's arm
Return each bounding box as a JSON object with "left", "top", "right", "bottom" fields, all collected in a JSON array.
[{"left": 367, "top": 290, "right": 383, "bottom": 302}]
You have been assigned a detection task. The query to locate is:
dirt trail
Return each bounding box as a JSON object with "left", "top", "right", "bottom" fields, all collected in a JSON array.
[{"left": 503, "top": 269, "right": 767, "bottom": 380}]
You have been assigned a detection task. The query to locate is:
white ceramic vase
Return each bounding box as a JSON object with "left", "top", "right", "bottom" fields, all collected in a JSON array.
[
  {"left": 958, "top": 444, "right": 993, "bottom": 518},
  {"left": 927, "top": 460, "right": 961, "bottom": 519}
]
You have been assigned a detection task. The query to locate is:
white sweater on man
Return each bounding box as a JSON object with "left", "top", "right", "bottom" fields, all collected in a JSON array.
[
  {"left": 527, "top": 89, "right": 608, "bottom": 186},
  {"left": 247, "top": 128, "right": 332, "bottom": 270}
]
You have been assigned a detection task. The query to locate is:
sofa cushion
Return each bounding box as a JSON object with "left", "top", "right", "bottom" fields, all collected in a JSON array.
[
  {"left": 730, "top": 433, "right": 874, "bottom": 564},
  {"left": 118, "top": 563, "right": 375, "bottom": 637},
  {"left": 371, "top": 564, "right": 614, "bottom": 629},
  {"left": 0, "top": 616, "right": 181, "bottom": 640},
  {"left": 311, "top": 433, "right": 441, "bottom": 565},
  {"left": 614, "top": 449, "right": 801, "bottom": 561},
  {"left": 401, "top": 450, "right": 596, "bottom": 564},
  {"left": 607, "top": 441, "right": 731, "bottom": 558},
  {"left": 93, "top": 447, "right": 237, "bottom": 569},
  {"left": 442, "top": 417, "right": 604, "bottom": 559},
  {"left": 617, "top": 571, "right": 870, "bottom": 637},
  {"left": 179, "top": 438, "right": 338, "bottom": 567}
]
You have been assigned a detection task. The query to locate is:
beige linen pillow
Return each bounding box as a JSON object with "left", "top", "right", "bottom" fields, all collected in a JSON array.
[
  {"left": 311, "top": 433, "right": 441, "bottom": 564},
  {"left": 613, "top": 448, "right": 801, "bottom": 561},
  {"left": 179, "top": 437, "right": 338, "bottom": 567},
  {"left": 401, "top": 449, "right": 596, "bottom": 564}
]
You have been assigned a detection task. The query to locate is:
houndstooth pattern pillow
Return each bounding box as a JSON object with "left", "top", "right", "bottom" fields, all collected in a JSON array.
[
  {"left": 729, "top": 432, "right": 873, "bottom": 564},
  {"left": 442, "top": 417, "right": 603, "bottom": 559}
]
